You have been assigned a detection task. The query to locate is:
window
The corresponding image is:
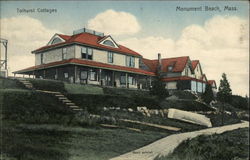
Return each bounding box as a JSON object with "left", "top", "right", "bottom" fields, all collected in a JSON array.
[
  {"left": 185, "top": 67, "right": 188, "bottom": 76},
  {"left": 168, "top": 66, "right": 173, "bottom": 71},
  {"left": 126, "top": 56, "right": 135, "bottom": 67},
  {"left": 64, "top": 72, "right": 69, "bottom": 78},
  {"left": 51, "top": 38, "right": 62, "bottom": 45},
  {"left": 80, "top": 70, "right": 88, "bottom": 80},
  {"left": 62, "top": 48, "right": 67, "bottom": 60},
  {"left": 128, "top": 76, "right": 136, "bottom": 85},
  {"left": 81, "top": 47, "right": 93, "bottom": 60},
  {"left": 108, "top": 52, "right": 114, "bottom": 63},
  {"left": 103, "top": 40, "right": 115, "bottom": 47},
  {"left": 88, "top": 69, "right": 97, "bottom": 81},
  {"left": 40, "top": 53, "right": 44, "bottom": 64},
  {"left": 120, "top": 74, "right": 126, "bottom": 85}
]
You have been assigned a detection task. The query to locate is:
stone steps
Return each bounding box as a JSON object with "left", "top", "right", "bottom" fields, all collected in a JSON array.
[{"left": 16, "top": 78, "right": 83, "bottom": 113}]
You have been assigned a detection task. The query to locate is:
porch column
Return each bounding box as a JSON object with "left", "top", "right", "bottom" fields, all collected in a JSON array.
[
  {"left": 149, "top": 76, "right": 152, "bottom": 88},
  {"left": 55, "top": 68, "right": 58, "bottom": 80},
  {"left": 136, "top": 74, "right": 139, "bottom": 89},
  {"left": 125, "top": 73, "right": 128, "bottom": 88},
  {"left": 112, "top": 71, "right": 115, "bottom": 87},
  {"left": 74, "top": 66, "right": 77, "bottom": 83},
  {"left": 99, "top": 69, "right": 102, "bottom": 85},
  {"left": 32, "top": 71, "right": 35, "bottom": 79},
  {"left": 43, "top": 70, "right": 46, "bottom": 79}
]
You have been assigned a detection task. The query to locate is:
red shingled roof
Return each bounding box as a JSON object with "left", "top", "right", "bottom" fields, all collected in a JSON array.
[
  {"left": 162, "top": 76, "right": 207, "bottom": 83},
  {"left": 191, "top": 60, "right": 199, "bottom": 69},
  {"left": 14, "top": 58, "right": 155, "bottom": 76},
  {"left": 33, "top": 33, "right": 142, "bottom": 57},
  {"left": 142, "top": 58, "right": 159, "bottom": 73},
  {"left": 142, "top": 56, "right": 189, "bottom": 73}
]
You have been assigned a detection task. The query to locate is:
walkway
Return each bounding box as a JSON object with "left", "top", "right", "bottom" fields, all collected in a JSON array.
[{"left": 110, "top": 121, "right": 249, "bottom": 160}]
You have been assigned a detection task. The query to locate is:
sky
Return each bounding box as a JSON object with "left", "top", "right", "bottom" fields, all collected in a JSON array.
[{"left": 0, "top": 1, "right": 249, "bottom": 96}]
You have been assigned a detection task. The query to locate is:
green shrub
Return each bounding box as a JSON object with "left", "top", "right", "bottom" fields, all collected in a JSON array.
[
  {"left": 160, "top": 99, "right": 215, "bottom": 111},
  {"left": 103, "top": 87, "right": 150, "bottom": 97},
  {"left": 1, "top": 89, "right": 74, "bottom": 124},
  {"left": 157, "top": 128, "right": 249, "bottom": 160},
  {"left": 67, "top": 94, "right": 160, "bottom": 114},
  {"left": 65, "top": 83, "right": 104, "bottom": 94},
  {"left": 0, "top": 77, "right": 26, "bottom": 89},
  {"left": 150, "top": 77, "right": 169, "bottom": 100},
  {"left": 230, "top": 95, "right": 249, "bottom": 111},
  {"left": 171, "top": 90, "right": 197, "bottom": 100},
  {"left": 28, "top": 79, "right": 66, "bottom": 93}
]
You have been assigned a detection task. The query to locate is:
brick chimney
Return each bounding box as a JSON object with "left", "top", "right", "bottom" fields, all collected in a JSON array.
[{"left": 157, "top": 53, "right": 162, "bottom": 74}]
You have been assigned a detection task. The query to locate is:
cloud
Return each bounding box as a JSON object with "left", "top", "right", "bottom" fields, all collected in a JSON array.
[
  {"left": 87, "top": 9, "right": 141, "bottom": 36},
  {"left": 119, "top": 15, "right": 249, "bottom": 96},
  {"left": 0, "top": 16, "right": 60, "bottom": 74}
]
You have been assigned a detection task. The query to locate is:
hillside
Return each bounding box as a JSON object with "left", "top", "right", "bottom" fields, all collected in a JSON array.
[{"left": 0, "top": 77, "right": 245, "bottom": 160}]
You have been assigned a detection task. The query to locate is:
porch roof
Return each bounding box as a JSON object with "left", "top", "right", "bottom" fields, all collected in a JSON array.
[{"left": 13, "top": 58, "right": 156, "bottom": 76}]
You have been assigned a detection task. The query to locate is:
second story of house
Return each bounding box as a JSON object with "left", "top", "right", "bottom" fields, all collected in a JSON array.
[
  {"left": 191, "top": 60, "right": 203, "bottom": 79},
  {"left": 32, "top": 28, "right": 141, "bottom": 69},
  {"left": 141, "top": 55, "right": 194, "bottom": 78}
]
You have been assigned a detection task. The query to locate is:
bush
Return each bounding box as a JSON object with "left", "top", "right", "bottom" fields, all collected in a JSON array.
[
  {"left": 158, "top": 128, "right": 249, "bottom": 160},
  {"left": 67, "top": 94, "right": 160, "bottom": 113},
  {"left": 65, "top": 83, "right": 104, "bottom": 94},
  {"left": 160, "top": 99, "right": 215, "bottom": 111},
  {"left": 150, "top": 77, "right": 169, "bottom": 99},
  {"left": 230, "top": 95, "right": 249, "bottom": 111},
  {"left": 0, "top": 77, "right": 26, "bottom": 89},
  {"left": 103, "top": 87, "right": 150, "bottom": 97},
  {"left": 1, "top": 89, "right": 74, "bottom": 124},
  {"left": 28, "top": 79, "right": 66, "bottom": 93},
  {"left": 201, "top": 84, "right": 214, "bottom": 104},
  {"left": 171, "top": 90, "right": 197, "bottom": 100}
]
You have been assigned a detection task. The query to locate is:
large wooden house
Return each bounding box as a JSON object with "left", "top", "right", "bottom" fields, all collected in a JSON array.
[{"left": 14, "top": 28, "right": 216, "bottom": 93}]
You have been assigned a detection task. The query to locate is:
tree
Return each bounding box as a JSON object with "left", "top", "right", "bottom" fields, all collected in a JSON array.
[
  {"left": 217, "top": 73, "right": 232, "bottom": 125},
  {"left": 217, "top": 73, "right": 232, "bottom": 103},
  {"left": 201, "top": 84, "right": 214, "bottom": 104},
  {"left": 150, "top": 76, "right": 169, "bottom": 100}
]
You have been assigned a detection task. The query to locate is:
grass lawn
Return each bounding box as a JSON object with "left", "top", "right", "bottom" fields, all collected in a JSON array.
[
  {"left": 64, "top": 83, "right": 104, "bottom": 95},
  {"left": 155, "top": 128, "right": 249, "bottom": 160},
  {"left": 1, "top": 124, "right": 169, "bottom": 160}
]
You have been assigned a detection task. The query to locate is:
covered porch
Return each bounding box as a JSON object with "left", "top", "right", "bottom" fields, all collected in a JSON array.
[{"left": 13, "top": 64, "right": 154, "bottom": 90}]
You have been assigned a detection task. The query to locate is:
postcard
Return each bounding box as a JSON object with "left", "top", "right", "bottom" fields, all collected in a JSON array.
[{"left": 0, "top": 1, "right": 249, "bottom": 160}]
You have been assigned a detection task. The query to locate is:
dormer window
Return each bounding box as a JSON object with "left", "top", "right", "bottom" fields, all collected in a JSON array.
[
  {"left": 51, "top": 38, "right": 63, "bottom": 45},
  {"left": 103, "top": 40, "right": 115, "bottom": 47},
  {"left": 99, "top": 36, "right": 119, "bottom": 48}
]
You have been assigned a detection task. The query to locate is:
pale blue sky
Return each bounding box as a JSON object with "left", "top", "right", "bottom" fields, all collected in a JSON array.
[{"left": 1, "top": 1, "right": 248, "bottom": 39}]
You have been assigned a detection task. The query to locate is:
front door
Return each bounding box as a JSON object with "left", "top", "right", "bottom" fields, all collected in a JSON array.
[{"left": 105, "top": 72, "right": 112, "bottom": 86}]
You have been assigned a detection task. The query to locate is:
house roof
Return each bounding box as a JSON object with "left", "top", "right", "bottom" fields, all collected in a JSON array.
[
  {"left": 142, "top": 56, "right": 190, "bottom": 73},
  {"left": 191, "top": 60, "right": 199, "bottom": 69},
  {"left": 162, "top": 76, "right": 207, "bottom": 83},
  {"left": 14, "top": 58, "right": 155, "bottom": 76},
  {"left": 32, "top": 33, "right": 142, "bottom": 57},
  {"left": 208, "top": 80, "right": 217, "bottom": 88}
]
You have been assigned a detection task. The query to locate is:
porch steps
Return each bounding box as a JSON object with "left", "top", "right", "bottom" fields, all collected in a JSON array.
[
  {"left": 16, "top": 78, "right": 84, "bottom": 113},
  {"left": 17, "top": 79, "right": 34, "bottom": 89}
]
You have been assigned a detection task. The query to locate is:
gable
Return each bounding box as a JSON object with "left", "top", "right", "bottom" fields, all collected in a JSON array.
[
  {"left": 47, "top": 34, "right": 66, "bottom": 46},
  {"left": 98, "top": 36, "right": 119, "bottom": 48}
]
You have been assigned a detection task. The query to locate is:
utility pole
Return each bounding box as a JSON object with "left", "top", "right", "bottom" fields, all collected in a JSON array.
[{"left": 0, "top": 38, "right": 8, "bottom": 77}]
